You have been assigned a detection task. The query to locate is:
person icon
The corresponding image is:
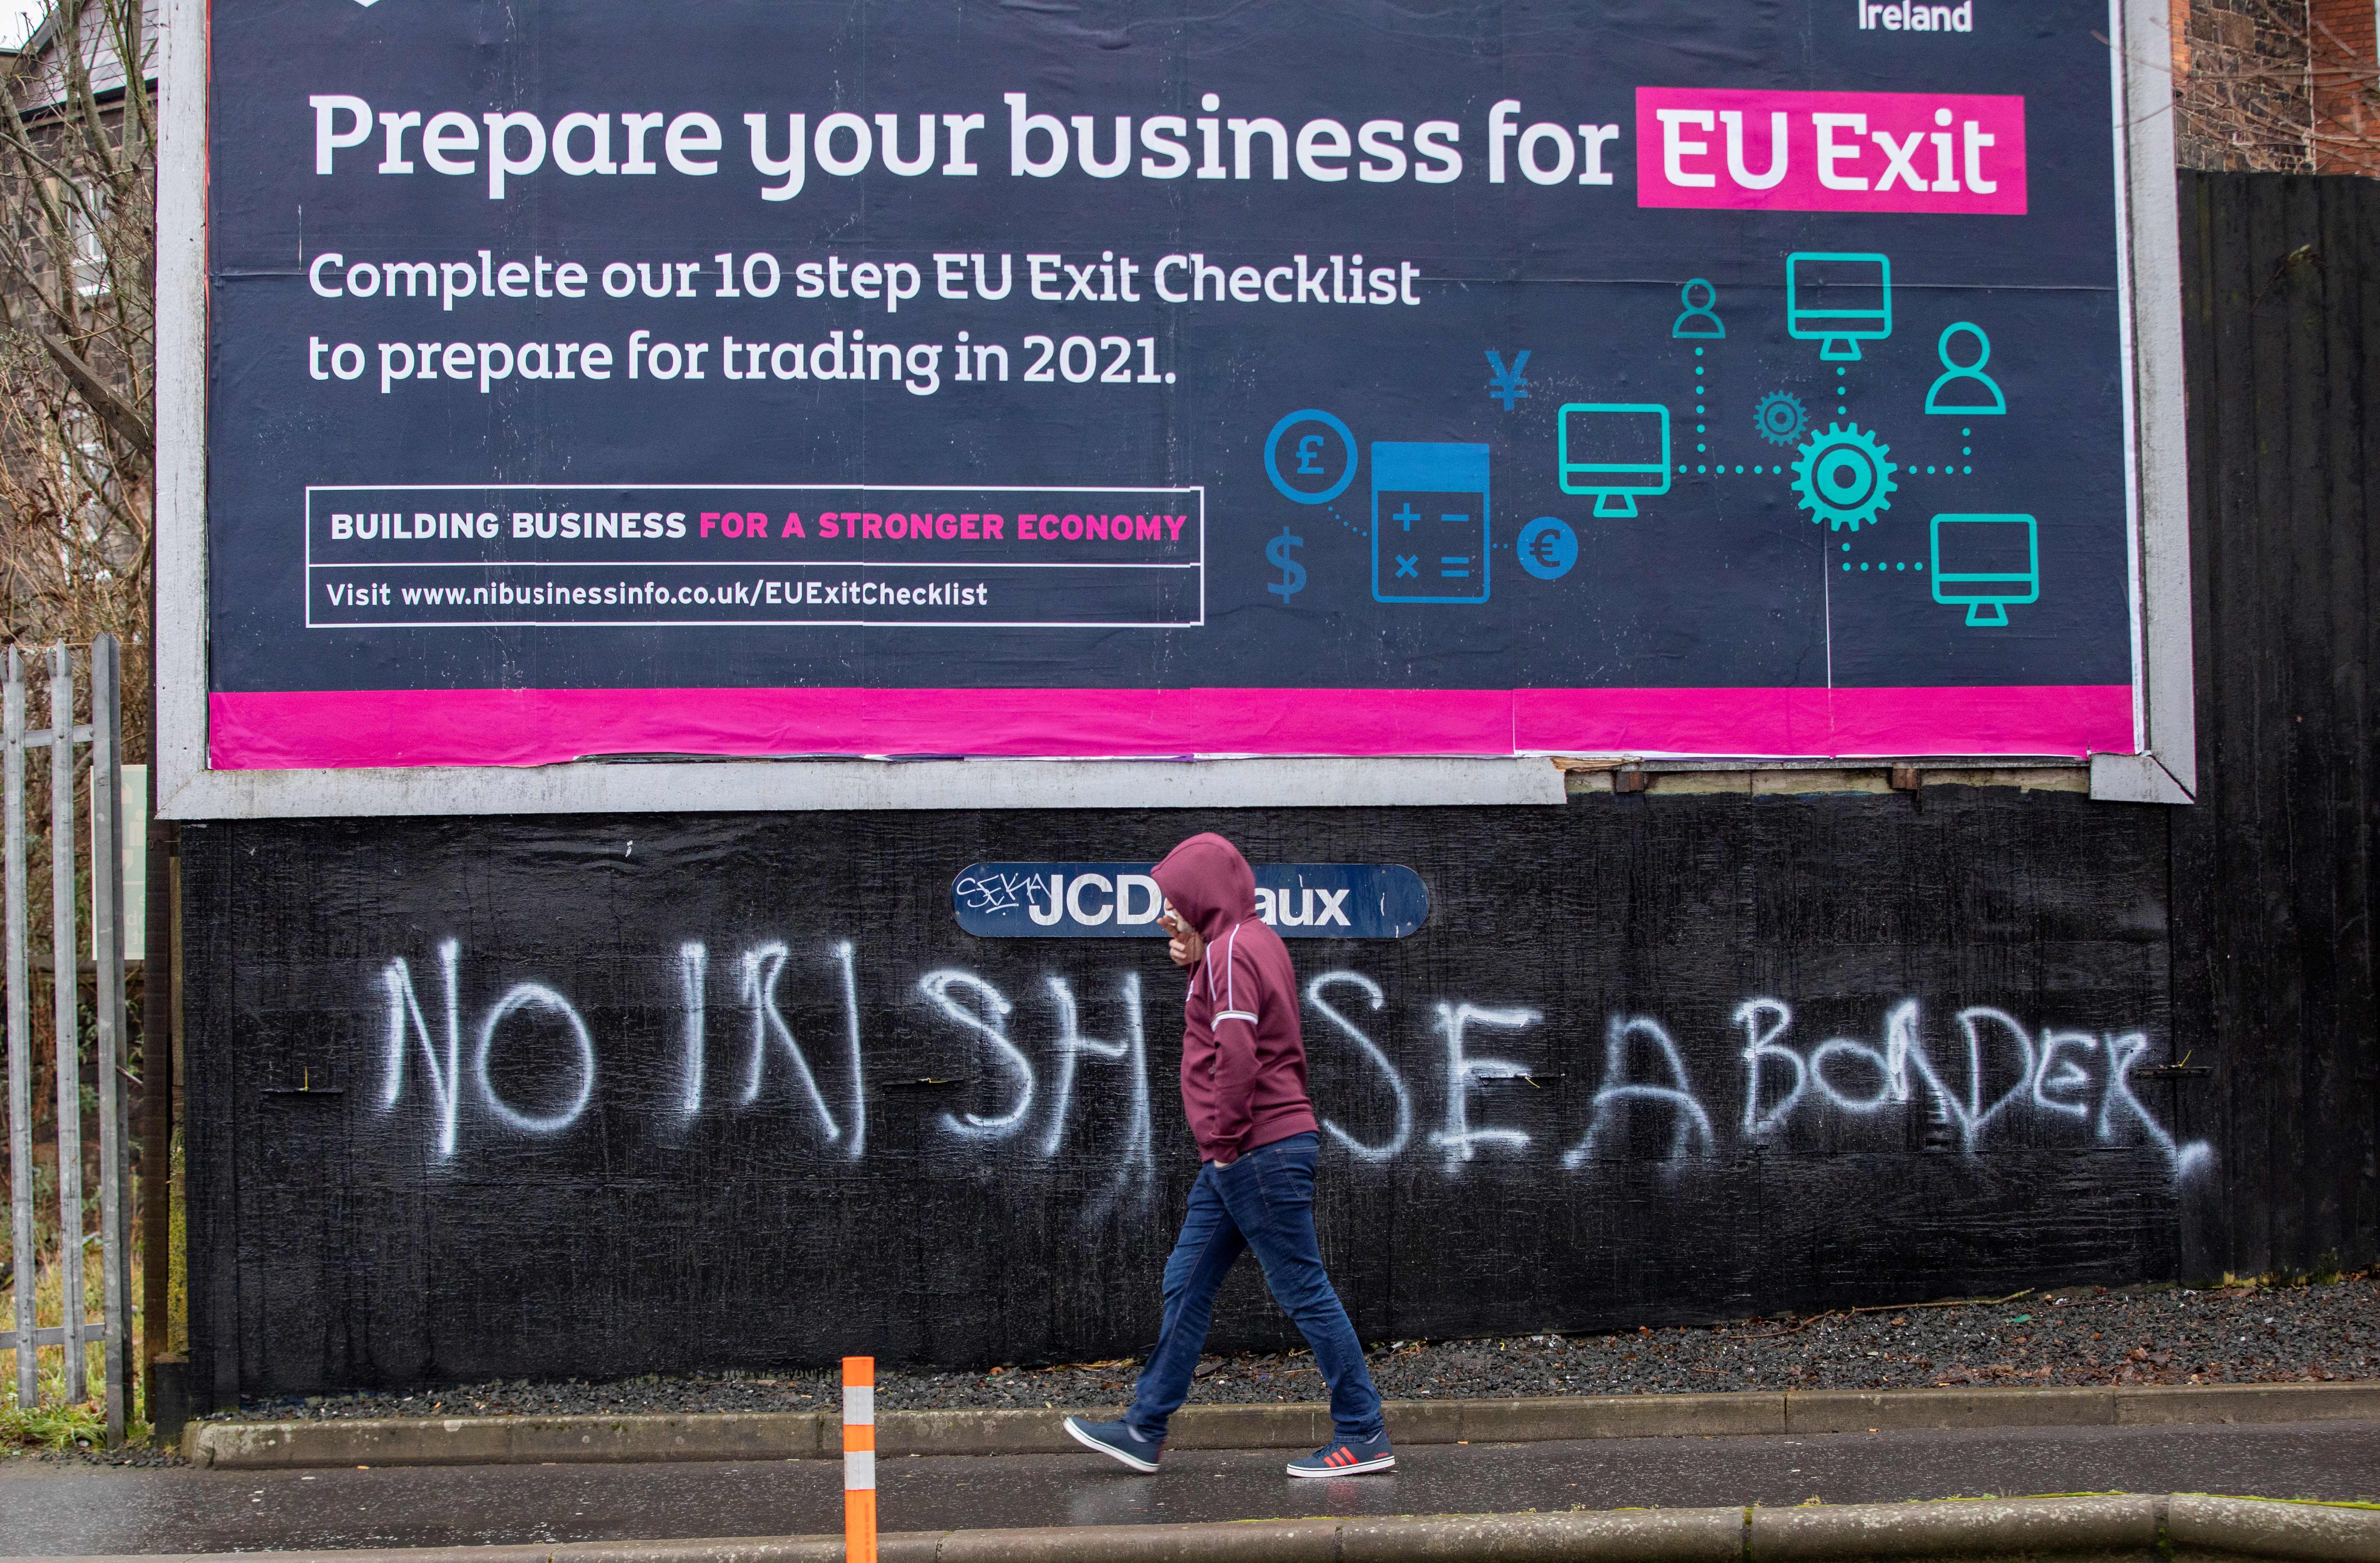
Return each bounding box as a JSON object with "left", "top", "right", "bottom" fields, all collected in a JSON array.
[
  {"left": 1925, "top": 322, "right": 2006, "bottom": 414},
  {"left": 1671, "top": 279, "right": 1725, "bottom": 339}
]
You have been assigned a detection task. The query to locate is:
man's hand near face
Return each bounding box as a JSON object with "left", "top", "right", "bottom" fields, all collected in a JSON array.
[{"left": 1162, "top": 909, "right": 1205, "bottom": 968}]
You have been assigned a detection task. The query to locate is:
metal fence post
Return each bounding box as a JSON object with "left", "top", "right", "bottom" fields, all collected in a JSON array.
[
  {"left": 3, "top": 649, "right": 31, "bottom": 1409},
  {"left": 47, "top": 644, "right": 86, "bottom": 1405},
  {"left": 90, "top": 635, "right": 128, "bottom": 1442},
  {"left": 0, "top": 643, "right": 127, "bottom": 1436}
]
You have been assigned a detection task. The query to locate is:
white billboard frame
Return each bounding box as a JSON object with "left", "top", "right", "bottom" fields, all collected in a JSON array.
[{"left": 152, "top": 0, "right": 2193, "bottom": 818}]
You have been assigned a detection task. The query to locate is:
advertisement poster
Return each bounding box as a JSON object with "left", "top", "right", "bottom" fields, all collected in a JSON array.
[{"left": 206, "top": 0, "right": 2140, "bottom": 768}]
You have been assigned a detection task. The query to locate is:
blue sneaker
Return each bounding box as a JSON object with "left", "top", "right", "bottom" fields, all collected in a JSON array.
[
  {"left": 1287, "top": 1431, "right": 1396, "bottom": 1476},
  {"left": 1063, "top": 1415, "right": 1162, "bottom": 1473}
]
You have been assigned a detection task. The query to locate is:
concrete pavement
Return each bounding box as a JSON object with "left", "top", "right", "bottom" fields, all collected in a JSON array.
[
  {"left": 13, "top": 1497, "right": 2380, "bottom": 1563},
  {"left": 5, "top": 1418, "right": 2376, "bottom": 1556}
]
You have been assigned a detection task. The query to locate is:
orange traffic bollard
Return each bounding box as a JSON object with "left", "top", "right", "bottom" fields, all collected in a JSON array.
[{"left": 843, "top": 1356, "right": 877, "bottom": 1563}]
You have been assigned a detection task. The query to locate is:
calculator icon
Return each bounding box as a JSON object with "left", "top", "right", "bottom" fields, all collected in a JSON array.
[{"left": 1372, "top": 442, "right": 1491, "bottom": 605}]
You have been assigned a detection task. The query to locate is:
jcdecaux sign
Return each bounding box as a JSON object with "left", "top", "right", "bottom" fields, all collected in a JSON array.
[
  {"left": 173, "top": 0, "right": 2179, "bottom": 792},
  {"left": 954, "top": 863, "right": 1428, "bottom": 939}
]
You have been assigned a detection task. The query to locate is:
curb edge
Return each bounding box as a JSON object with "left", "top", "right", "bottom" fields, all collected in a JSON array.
[{"left": 183, "top": 1381, "right": 2380, "bottom": 1470}]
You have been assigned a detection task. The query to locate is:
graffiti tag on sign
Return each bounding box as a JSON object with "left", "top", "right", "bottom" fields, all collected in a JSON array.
[{"left": 952, "top": 863, "right": 1429, "bottom": 939}]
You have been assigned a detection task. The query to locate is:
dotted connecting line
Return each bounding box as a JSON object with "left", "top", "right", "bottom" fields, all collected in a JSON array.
[
  {"left": 1843, "top": 540, "right": 1926, "bottom": 574},
  {"left": 1900, "top": 429, "right": 1978, "bottom": 479},
  {"left": 1679, "top": 345, "right": 1791, "bottom": 478},
  {"left": 1840, "top": 426, "right": 1982, "bottom": 572},
  {"left": 1693, "top": 347, "right": 1706, "bottom": 459},
  {"left": 1911, "top": 432, "right": 1978, "bottom": 476},
  {"left": 1837, "top": 423, "right": 1989, "bottom": 571}
]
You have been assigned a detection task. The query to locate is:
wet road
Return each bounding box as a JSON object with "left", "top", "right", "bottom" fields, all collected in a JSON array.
[{"left": 3, "top": 1421, "right": 2375, "bottom": 1556}]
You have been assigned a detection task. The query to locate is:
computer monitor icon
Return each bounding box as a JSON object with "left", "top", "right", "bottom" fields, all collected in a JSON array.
[
  {"left": 1787, "top": 252, "right": 1892, "bottom": 361},
  {"left": 1558, "top": 403, "right": 1671, "bottom": 517},
  {"left": 1931, "top": 513, "right": 2039, "bottom": 626}
]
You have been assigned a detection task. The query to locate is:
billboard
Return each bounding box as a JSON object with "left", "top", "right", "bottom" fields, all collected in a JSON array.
[{"left": 165, "top": 0, "right": 2192, "bottom": 808}]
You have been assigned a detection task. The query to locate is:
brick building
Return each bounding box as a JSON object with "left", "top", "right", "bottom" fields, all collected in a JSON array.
[
  {"left": 2311, "top": 0, "right": 2378, "bottom": 171},
  {"left": 2174, "top": 0, "right": 2379, "bottom": 172}
]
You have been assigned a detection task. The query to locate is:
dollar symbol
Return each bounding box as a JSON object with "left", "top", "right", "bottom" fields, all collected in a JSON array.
[{"left": 1266, "top": 526, "right": 1306, "bottom": 603}]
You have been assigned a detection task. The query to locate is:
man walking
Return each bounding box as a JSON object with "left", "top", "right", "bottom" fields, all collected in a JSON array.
[{"left": 1064, "top": 832, "right": 1394, "bottom": 1477}]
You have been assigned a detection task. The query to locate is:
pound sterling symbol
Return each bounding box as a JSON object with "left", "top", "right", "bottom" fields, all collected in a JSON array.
[
  {"left": 1295, "top": 434, "right": 1327, "bottom": 475},
  {"left": 1266, "top": 526, "right": 1307, "bottom": 603}
]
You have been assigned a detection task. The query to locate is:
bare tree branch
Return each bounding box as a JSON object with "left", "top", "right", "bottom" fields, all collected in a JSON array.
[
  {"left": 0, "top": 0, "right": 157, "bottom": 769},
  {"left": 41, "top": 329, "right": 149, "bottom": 453}
]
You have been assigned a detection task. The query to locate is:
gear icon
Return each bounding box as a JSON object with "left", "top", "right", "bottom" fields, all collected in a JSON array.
[
  {"left": 1791, "top": 423, "right": 1899, "bottom": 531},
  {"left": 1753, "top": 390, "right": 1809, "bottom": 447}
]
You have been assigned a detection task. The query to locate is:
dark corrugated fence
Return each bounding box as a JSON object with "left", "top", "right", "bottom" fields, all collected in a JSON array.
[{"left": 2172, "top": 170, "right": 2380, "bottom": 1280}]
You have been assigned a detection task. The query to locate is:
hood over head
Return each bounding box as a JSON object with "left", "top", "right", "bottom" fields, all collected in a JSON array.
[{"left": 1150, "top": 832, "right": 1257, "bottom": 942}]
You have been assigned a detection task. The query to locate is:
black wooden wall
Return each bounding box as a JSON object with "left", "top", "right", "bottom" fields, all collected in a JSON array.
[
  {"left": 177, "top": 173, "right": 2380, "bottom": 1405},
  {"left": 2171, "top": 170, "right": 2380, "bottom": 1282},
  {"left": 183, "top": 789, "right": 2190, "bottom": 1407}
]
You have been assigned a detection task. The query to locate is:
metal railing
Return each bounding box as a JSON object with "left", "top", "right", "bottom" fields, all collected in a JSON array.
[{"left": 1, "top": 636, "right": 131, "bottom": 1442}]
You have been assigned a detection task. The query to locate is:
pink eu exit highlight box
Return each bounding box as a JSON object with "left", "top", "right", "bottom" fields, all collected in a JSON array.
[{"left": 1635, "top": 88, "right": 2027, "bottom": 215}]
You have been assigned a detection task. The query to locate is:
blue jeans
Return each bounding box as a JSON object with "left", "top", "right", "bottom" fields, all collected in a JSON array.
[{"left": 1124, "top": 1132, "right": 1386, "bottom": 1444}]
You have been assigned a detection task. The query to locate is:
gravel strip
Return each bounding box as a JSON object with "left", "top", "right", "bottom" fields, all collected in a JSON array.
[{"left": 213, "top": 1273, "right": 2375, "bottom": 1424}]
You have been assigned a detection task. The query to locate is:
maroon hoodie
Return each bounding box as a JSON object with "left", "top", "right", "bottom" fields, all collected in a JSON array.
[{"left": 1149, "top": 833, "right": 1319, "bottom": 1162}]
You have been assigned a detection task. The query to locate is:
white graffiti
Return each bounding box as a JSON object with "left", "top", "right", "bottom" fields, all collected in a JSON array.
[
  {"left": 383, "top": 937, "right": 864, "bottom": 1161},
  {"left": 835, "top": 941, "right": 865, "bottom": 1160},
  {"left": 918, "top": 968, "right": 1156, "bottom": 1219},
  {"left": 952, "top": 871, "right": 1034, "bottom": 915},
  {"left": 1426, "top": 1001, "right": 1542, "bottom": 1168},
  {"left": 1304, "top": 972, "right": 1412, "bottom": 1162},
  {"left": 677, "top": 942, "right": 706, "bottom": 1121},
  {"left": 2100, "top": 1031, "right": 2213, "bottom": 1176},
  {"left": 917, "top": 969, "right": 1034, "bottom": 1139},
  {"left": 379, "top": 940, "right": 463, "bottom": 1160},
  {"left": 371, "top": 942, "right": 2214, "bottom": 1191},
  {"left": 1040, "top": 972, "right": 1155, "bottom": 1221},
  {"left": 381, "top": 939, "right": 600, "bottom": 1157},
  {"left": 1040, "top": 973, "right": 1147, "bottom": 1159},
  {"left": 1563, "top": 1016, "right": 1717, "bottom": 1169},
  {"left": 1737, "top": 998, "right": 1801, "bottom": 1137},
  {"left": 1723, "top": 996, "right": 2212, "bottom": 1176},
  {"left": 2034, "top": 1029, "right": 2098, "bottom": 1119},
  {"left": 739, "top": 942, "right": 841, "bottom": 1141},
  {"left": 476, "top": 984, "right": 596, "bottom": 1134}
]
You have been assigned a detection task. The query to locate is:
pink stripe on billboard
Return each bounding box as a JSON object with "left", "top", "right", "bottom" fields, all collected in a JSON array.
[
  {"left": 1512, "top": 685, "right": 2132, "bottom": 757},
  {"left": 208, "top": 685, "right": 2134, "bottom": 770},
  {"left": 1635, "top": 88, "right": 2026, "bottom": 215}
]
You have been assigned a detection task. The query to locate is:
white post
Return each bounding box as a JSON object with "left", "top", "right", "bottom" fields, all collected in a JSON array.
[
  {"left": 48, "top": 644, "right": 86, "bottom": 1404},
  {"left": 90, "top": 635, "right": 128, "bottom": 1442},
  {"left": 3, "top": 649, "right": 32, "bottom": 1407}
]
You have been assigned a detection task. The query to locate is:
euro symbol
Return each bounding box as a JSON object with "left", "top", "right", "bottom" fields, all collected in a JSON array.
[
  {"left": 1295, "top": 433, "right": 1326, "bottom": 475},
  {"left": 1516, "top": 516, "right": 1576, "bottom": 581}
]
